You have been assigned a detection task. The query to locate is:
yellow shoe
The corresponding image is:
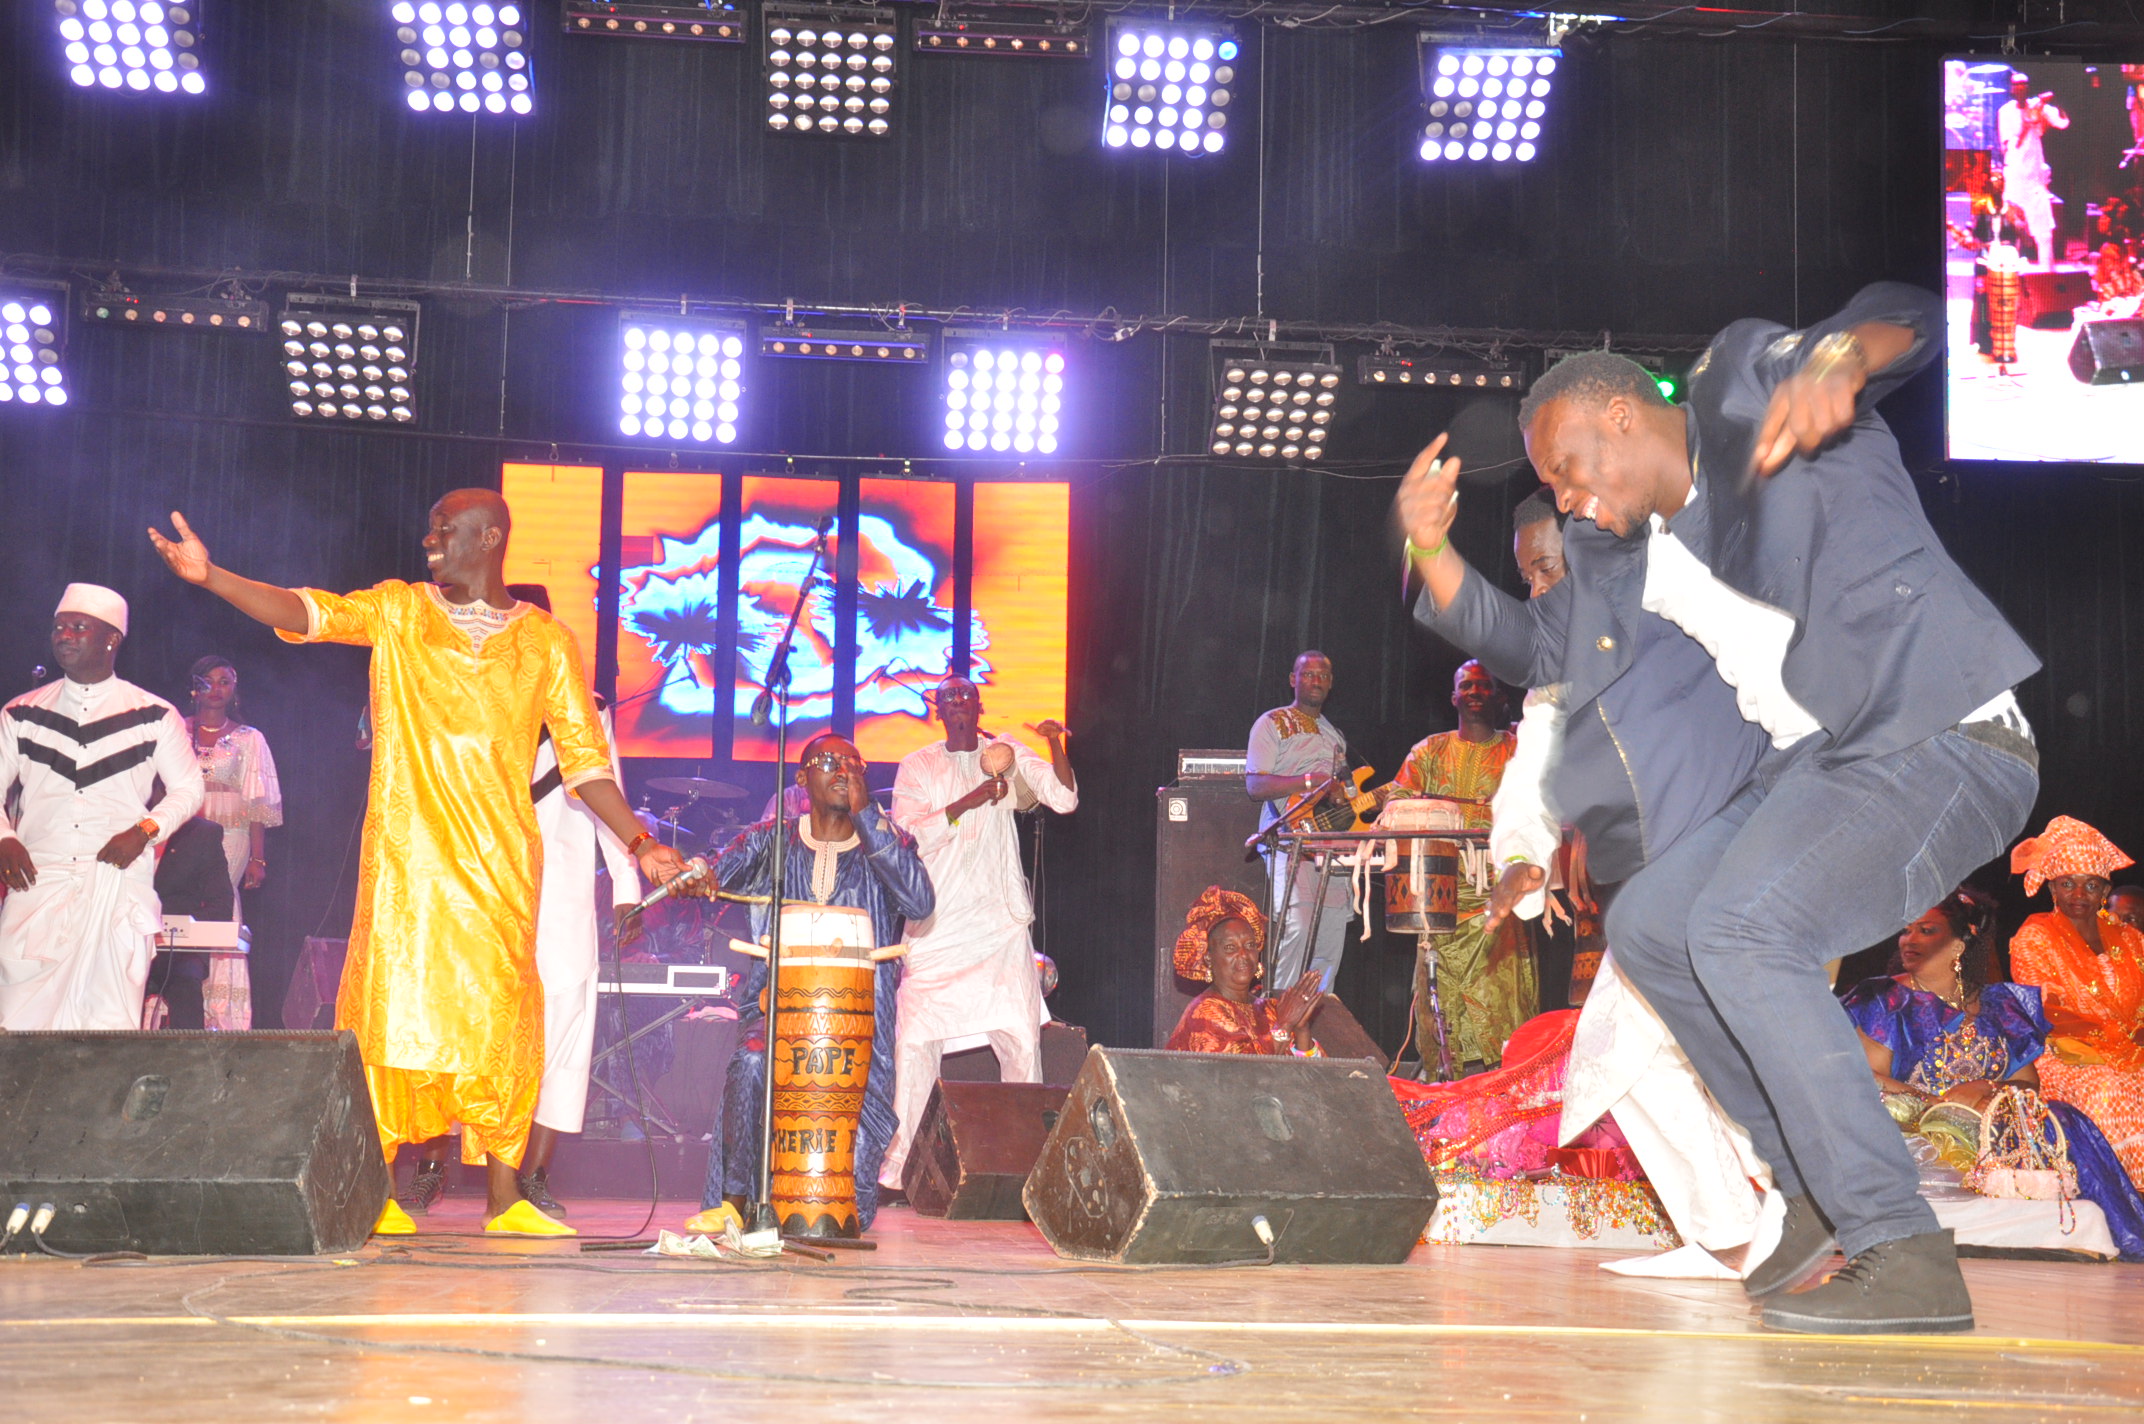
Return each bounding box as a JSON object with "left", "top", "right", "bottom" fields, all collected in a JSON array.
[
  {"left": 485, "top": 1199, "right": 578, "bottom": 1237},
  {"left": 684, "top": 1203, "right": 744, "bottom": 1236},
  {"left": 373, "top": 1199, "right": 418, "bottom": 1237}
]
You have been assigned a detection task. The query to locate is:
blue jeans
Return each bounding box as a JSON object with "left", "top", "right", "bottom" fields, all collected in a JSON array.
[
  {"left": 1266, "top": 853, "right": 1353, "bottom": 992},
  {"left": 1606, "top": 725, "right": 2039, "bottom": 1258}
]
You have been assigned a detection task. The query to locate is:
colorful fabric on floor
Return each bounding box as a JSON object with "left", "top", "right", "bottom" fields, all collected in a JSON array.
[
  {"left": 1391, "top": 1011, "right": 1640, "bottom": 1180},
  {"left": 2009, "top": 910, "right": 2144, "bottom": 1190}
]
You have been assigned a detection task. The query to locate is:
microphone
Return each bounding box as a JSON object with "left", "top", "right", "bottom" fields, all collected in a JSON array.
[
  {"left": 750, "top": 688, "right": 774, "bottom": 727},
  {"left": 625, "top": 855, "right": 710, "bottom": 921},
  {"left": 29, "top": 665, "right": 48, "bottom": 688},
  {"left": 814, "top": 511, "right": 834, "bottom": 541}
]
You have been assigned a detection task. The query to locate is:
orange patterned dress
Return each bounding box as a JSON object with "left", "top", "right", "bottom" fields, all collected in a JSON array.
[
  {"left": 1165, "top": 991, "right": 1289, "bottom": 1055},
  {"left": 2009, "top": 910, "right": 2144, "bottom": 1188}
]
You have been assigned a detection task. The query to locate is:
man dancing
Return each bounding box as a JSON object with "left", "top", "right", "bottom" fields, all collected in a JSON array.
[
  {"left": 1999, "top": 71, "right": 2070, "bottom": 270},
  {"left": 878, "top": 676, "right": 1076, "bottom": 1192},
  {"left": 0, "top": 585, "right": 203, "bottom": 1030},
  {"left": 149, "top": 494, "right": 691, "bottom": 1237},
  {"left": 1399, "top": 283, "right": 2040, "bottom": 1332},
  {"left": 1244, "top": 651, "right": 1355, "bottom": 990},
  {"left": 697, "top": 734, "right": 933, "bottom": 1231}
]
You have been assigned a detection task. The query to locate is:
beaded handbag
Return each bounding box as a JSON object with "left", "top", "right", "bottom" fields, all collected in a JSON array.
[{"left": 1963, "top": 1086, "right": 2079, "bottom": 1201}]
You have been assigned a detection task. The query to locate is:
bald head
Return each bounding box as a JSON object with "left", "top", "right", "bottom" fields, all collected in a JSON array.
[
  {"left": 437, "top": 488, "right": 511, "bottom": 538},
  {"left": 425, "top": 489, "right": 514, "bottom": 598}
]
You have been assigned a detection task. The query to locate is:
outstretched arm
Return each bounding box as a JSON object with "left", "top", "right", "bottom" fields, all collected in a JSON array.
[{"left": 147, "top": 512, "right": 309, "bottom": 633}]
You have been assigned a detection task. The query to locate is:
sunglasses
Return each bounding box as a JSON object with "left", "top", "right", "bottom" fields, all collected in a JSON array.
[{"left": 801, "top": 752, "right": 862, "bottom": 774}]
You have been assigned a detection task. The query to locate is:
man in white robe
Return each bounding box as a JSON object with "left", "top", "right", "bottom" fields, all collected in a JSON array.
[
  {"left": 880, "top": 676, "right": 1076, "bottom": 1190},
  {"left": 0, "top": 585, "right": 204, "bottom": 1030},
  {"left": 1998, "top": 71, "right": 2070, "bottom": 270}
]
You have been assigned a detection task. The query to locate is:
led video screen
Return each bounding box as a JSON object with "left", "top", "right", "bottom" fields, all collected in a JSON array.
[
  {"left": 500, "top": 463, "right": 605, "bottom": 681},
  {"left": 1943, "top": 56, "right": 2144, "bottom": 462},
  {"left": 614, "top": 471, "right": 728, "bottom": 759},
  {"left": 727, "top": 476, "right": 843, "bottom": 763}
]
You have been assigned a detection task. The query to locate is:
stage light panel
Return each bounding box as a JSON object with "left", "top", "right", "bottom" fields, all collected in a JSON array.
[
  {"left": 392, "top": 1, "right": 532, "bottom": 116},
  {"left": 1102, "top": 20, "right": 1236, "bottom": 155},
  {"left": 54, "top": 0, "right": 205, "bottom": 94},
  {"left": 1357, "top": 353, "right": 1524, "bottom": 390},
  {"left": 1419, "top": 44, "right": 1557, "bottom": 164},
  {"left": 619, "top": 312, "right": 746, "bottom": 445},
  {"left": 915, "top": 8, "right": 1087, "bottom": 57},
  {"left": 278, "top": 296, "right": 419, "bottom": 424},
  {"left": 941, "top": 332, "right": 1065, "bottom": 455},
  {"left": 762, "top": 323, "right": 931, "bottom": 363},
  {"left": 0, "top": 286, "right": 70, "bottom": 410},
  {"left": 1210, "top": 344, "right": 1339, "bottom": 462},
  {"left": 764, "top": 3, "right": 897, "bottom": 137},
  {"left": 563, "top": 1, "right": 743, "bottom": 43},
  {"left": 82, "top": 289, "right": 269, "bottom": 331}
]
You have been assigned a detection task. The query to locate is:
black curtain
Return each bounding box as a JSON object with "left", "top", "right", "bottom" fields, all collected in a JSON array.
[{"left": 3, "top": 8, "right": 2138, "bottom": 1048}]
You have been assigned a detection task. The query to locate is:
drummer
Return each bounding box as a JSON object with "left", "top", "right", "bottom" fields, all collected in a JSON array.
[{"left": 691, "top": 733, "right": 934, "bottom": 1232}]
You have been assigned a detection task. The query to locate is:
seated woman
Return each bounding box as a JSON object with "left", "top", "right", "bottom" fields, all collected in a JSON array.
[
  {"left": 2007, "top": 817, "right": 2144, "bottom": 1190},
  {"left": 1164, "top": 886, "right": 1322, "bottom": 1054},
  {"left": 1844, "top": 886, "right": 2144, "bottom": 1261}
]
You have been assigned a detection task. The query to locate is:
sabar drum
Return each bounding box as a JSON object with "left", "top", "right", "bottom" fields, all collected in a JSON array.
[
  {"left": 767, "top": 903, "right": 879, "bottom": 1238},
  {"left": 1376, "top": 798, "right": 1461, "bottom": 937}
]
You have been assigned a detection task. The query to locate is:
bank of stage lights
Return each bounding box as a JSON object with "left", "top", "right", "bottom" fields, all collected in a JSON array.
[
  {"left": 1419, "top": 45, "right": 1556, "bottom": 164},
  {"left": 279, "top": 297, "right": 418, "bottom": 424},
  {"left": 620, "top": 314, "right": 745, "bottom": 444},
  {"left": 764, "top": 4, "right": 897, "bottom": 137},
  {"left": 0, "top": 289, "right": 69, "bottom": 410},
  {"left": 1102, "top": 22, "right": 1236, "bottom": 155},
  {"left": 1210, "top": 346, "right": 1338, "bottom": 462},
  {"left": 392, "top": 2, "right": 532, "bottom": 115},
  {"left": 54, "top": 0, "right": 204, "bottom": 94},
  {"left": 562, "top": 2, "right": 743, "bottom": 43},
  {"left": 942, "top": 334, "right": 1064, "bottom": 455}
]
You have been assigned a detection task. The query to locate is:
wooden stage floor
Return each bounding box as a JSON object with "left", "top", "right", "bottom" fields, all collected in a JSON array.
[{"left": 4, "top": 1198, "right": 2142, "bottom": 1422}]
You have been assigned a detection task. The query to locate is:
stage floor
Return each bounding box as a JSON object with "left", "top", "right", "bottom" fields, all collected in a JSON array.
[{"left": 4, "top": 1197, "right": 2142, "bottom": 1422}]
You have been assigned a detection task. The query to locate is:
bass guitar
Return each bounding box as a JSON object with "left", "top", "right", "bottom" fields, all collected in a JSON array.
[{"left": 1274, "top": 766, "right": 1397, "bottom": 835}]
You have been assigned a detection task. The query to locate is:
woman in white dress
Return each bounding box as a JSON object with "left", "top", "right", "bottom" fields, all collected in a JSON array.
[{"left": 184, "top": 655, "right": 283, "bottom": 1029}]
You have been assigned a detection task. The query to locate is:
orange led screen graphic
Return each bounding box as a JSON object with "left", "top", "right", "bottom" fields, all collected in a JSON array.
[
  {"left": 729, "top": 477, "right": 843, "bottom": 762},
  {"left": 614, "top": 471, "right": 726, "bottom": 759},
  {"left": 500, "top": 463, "right": 605, "bottom": 683},
  {"left": 970, "top": 481, "right": 1069, "bottom": 757},
  {"left": 850, "top": 478, "right": 960, "bottom": 763}
]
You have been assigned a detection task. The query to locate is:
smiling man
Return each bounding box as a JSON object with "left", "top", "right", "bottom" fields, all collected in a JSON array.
[
  {"left": 1244, "top": 650, "right": 1356, "bottom": 991},
  {"left": 1396, "top": 284, "right": 2041, "bottom": 1334},
  {"left": 0, "top": 585, "right": 203, "bottom": 1030},
  {"left": 148, "top": 492, "right": 692, "bottom": 1239}
]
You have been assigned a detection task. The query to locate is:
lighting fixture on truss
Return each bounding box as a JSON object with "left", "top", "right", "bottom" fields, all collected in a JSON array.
[
  {"left": 941, "top": 330, "right": 1064, "bottom": 455},
  {"left": 914, "top": 6, "right": 1086, "bottom": 57},
  {"left": 1357, "top": 353, "right": 1525, "bottom": 390},
  {"left": 764, "top": 3, "right": 897, "bottom": 137},
  {"left": 762, "top": 322, "right": 930, "bottom": 363},
  {"left": 81, "top": 286, "right": 270, "bottom": 332},
  {"left": 53, "top": 0, "right": 205, "bottom": 94},
  {"left": 392, "top": 2, "right": 532, "bottom": 115},
  {"left": 1102, "top": 20, "right": 1236, "bottom": 155},
  {"left": 1419, "top": 41, "right": 1557, "bottom": 164},
  {"left": 1210, "top": 343, "right": 1339, "bottom": 462},
  {"left": 279, "top": 295, "right": 419, "bottom": 424},
  {"left": 0, "top": 283, "right": 71, "bottom": 410},
  {"left": 562, "top": 1, "right": 742, "bottom": 41},
  {"left": 1543, "top": 346, "right": 1690, "bottom": 401},
  {"left": 619, "top": 311, "right": 746, "bottom": 445}
]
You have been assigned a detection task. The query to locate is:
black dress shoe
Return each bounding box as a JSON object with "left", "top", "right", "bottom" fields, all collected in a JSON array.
[
  {"left": 1760, "top": 1229, "right": 1974, "bottom": 1335},
  {"left": 397, "top": 1159, "right": 446, "bottom": 1215},
  {"left": 1743, "top": 1193, "right": 1836, "bottom": 1298},
  {"left": 518, "top": 1167, "right": 566, "bottom": 1218}
]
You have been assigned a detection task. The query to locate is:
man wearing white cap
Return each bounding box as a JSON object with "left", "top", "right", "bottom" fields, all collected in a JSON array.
[{"left": 0, "top": 585, "right": 204, "bottom": 1030}]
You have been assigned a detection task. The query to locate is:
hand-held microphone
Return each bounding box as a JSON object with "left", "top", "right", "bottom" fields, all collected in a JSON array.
[{"left": 627, "top": 856, "right": 710, "bottom": 920}]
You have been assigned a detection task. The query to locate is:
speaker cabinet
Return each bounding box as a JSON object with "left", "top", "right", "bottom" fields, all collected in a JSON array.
[
  {"left": 903, "top": 1079, "right": 1070, "bottom": 1219},
  {"left": 1153, "top": 776, "right": 1268, "bottom": 1046},
  {"left": 1023, "top": 1047, "right": 1436, "bottom": 1264},
  {"left": 2019, "top": 269, "right": 2093, "bottom": 328},
  {"left": 937, "top": 1021, "right": 1091, "bottom": 1086},
  {"left": 2069, "top": 319, "right": 2144, "bottom": 385},
  {"left": 0, "top": 1030, "right": 389, "bottom": 1256}
]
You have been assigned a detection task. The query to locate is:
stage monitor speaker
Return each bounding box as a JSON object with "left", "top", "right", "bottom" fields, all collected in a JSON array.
[
  {"left": 0, "top": 1030, "right": 389, "bottom": 1256},
  {"left": 903, "top": 1079, "right": 1071, "bottom": 1219},
  {"left": 1154, "top": 774, "right": 1267, "bottom": 1046},
  {"left": 1304, "top": 993, "right": 1389, "bottom": 1067},
  {"left": 938, "top": 1021, "right": 1091, "bottom": 1086},
  {"left": 2069, "top": 319, "right": 2144, "bottom": 385},
  {"left": 281, "top": 936, "right": 347, "bottom": 1031},
  {"left": 1023, "top": 1047, "right": 1436, "bottom": 1264},
  {"left": 2019, "top": 269, "right": 2093, "bottom": 328}
]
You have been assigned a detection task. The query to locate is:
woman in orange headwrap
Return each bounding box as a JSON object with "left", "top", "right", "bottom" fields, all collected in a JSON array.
[
  {"left": 2007, "top": 816, "right": 2144, "bottom": 1187},
  {"left": 1163, "top": 885, "right": 1324, "bottom": 1054}
]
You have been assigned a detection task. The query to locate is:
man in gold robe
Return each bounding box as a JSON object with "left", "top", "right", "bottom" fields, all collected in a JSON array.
[
  {"left": 1390, "top": 660, "right": 1537, "bottom": 1075},
  {"left": 150, "top": 491, "right": 691, "bottom": 1237}
]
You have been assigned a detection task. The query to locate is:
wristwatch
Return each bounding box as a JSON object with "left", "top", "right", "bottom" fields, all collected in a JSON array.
[{"left": 135, "top": 817, "right": 160, "bottom": 841}]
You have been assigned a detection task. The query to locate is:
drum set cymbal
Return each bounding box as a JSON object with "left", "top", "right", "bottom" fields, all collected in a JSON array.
[{"left": 645, "top": 775, "right": 748, "bottom": 800}]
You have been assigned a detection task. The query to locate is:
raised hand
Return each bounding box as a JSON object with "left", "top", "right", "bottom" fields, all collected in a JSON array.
[
  {"left": 1392, "top": 434, "right": 1463, "bottom": 553},
  {"left": 1750, "top": 367, "right": 1863, "bottom": 478},
  {"left": 1025, "top": 720, "right": 1069, "bottom": 744},
  {"left": 1276, "top": 969, "right": 1325, "bottom": 1035},
  {"left": 147, "top": 511, "right": 213, "bottom": 585}
]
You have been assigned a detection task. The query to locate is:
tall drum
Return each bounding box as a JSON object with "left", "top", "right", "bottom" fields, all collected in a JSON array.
[
  {"left": 767, "top": 904, "right": 880, "bottom": 1238},
  {"left": 1377, "top": 798, "right": 1461, "bottom": 938}
]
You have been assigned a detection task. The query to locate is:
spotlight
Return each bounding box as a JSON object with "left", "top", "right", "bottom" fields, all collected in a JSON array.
[
  {"left": 764, "top": 3, "right": 898, "bottom": 138},
  {"left": 915, "top": 7, "right": 1087, "bottom": 57},
  {"left": 941, "top": 330, "right": 1064, "bottom": 455},
  {"left": 619, "top": 312, "right": 746, "bottom": 445},
  {"left": 0, "top": 283, "right": 71, "bottom": 410},
  {"left": 1418, "top": 42, "right": 1558, "bottom": 164},
  {"left": 278, "top": 295, "right": 420, "bottom": 425},
  {"left": 1357, "top": 353, "right": 1525, "bottom": 390},
  {"left": 1209, "top": 343, "right": 1340, "bottom": 463},
  {"left": 81, "top": 288, "right": 270, "bottom": 331},
  {"left": 52, "top": 0, "right": 205, "bottom": 94},
  {"left": 1101, "top": 19, "right": 1237, "bottom": 156},
  {"left": 762, "top": 322, "right": 930, "bottom": 363},
  {"left": 562, "top": 1, "right": 742, "bottom": 42},
  {"left": 391, "top": 2, "right": 532, "bottom": 116}
]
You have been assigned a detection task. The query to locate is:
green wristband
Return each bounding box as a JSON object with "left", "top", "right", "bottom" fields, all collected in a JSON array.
[{"left": 1405, "top": 535, "right": 1450, "bottom": 563}]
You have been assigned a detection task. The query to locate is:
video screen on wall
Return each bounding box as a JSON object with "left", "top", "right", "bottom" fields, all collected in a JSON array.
[{"left": 1942, "top": 56, "right": 2144, "bottom": 462}]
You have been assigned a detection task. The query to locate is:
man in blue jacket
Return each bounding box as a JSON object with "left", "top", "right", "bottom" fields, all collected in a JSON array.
[{"left": 1399, "top": 284, "right": 2040, "bottom": 1334}]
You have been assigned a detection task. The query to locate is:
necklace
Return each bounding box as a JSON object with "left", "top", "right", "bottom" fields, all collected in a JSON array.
[{"left": 1908, "top": 974, "right": 1966, "bottom": 1011}]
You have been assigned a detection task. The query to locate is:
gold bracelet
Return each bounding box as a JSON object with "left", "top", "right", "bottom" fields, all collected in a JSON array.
[{"left": 1801, "top": 330, "right": 1868, "bottom": 385}]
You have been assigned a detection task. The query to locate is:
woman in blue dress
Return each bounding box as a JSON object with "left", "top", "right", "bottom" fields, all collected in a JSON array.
[{"left": 1843, "top": 887, "right": 2144, "bottom": 1261}]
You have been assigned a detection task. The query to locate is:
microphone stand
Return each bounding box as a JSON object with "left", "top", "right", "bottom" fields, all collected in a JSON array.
[{"left": 751, "top": 522, "right": 833, "bottom": 1234}]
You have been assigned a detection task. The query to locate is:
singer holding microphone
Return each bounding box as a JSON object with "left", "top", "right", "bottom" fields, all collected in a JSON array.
[
  {"left": 148, "top": 490, "right": 695, "bottom": 1239},
  {"left": 1999, "top": 69, "right": 2070, "bottom": 271}
]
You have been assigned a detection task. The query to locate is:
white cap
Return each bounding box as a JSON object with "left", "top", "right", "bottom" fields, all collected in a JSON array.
[{"left": 55, "top": 583, "right": 129, "bottom": 638}]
